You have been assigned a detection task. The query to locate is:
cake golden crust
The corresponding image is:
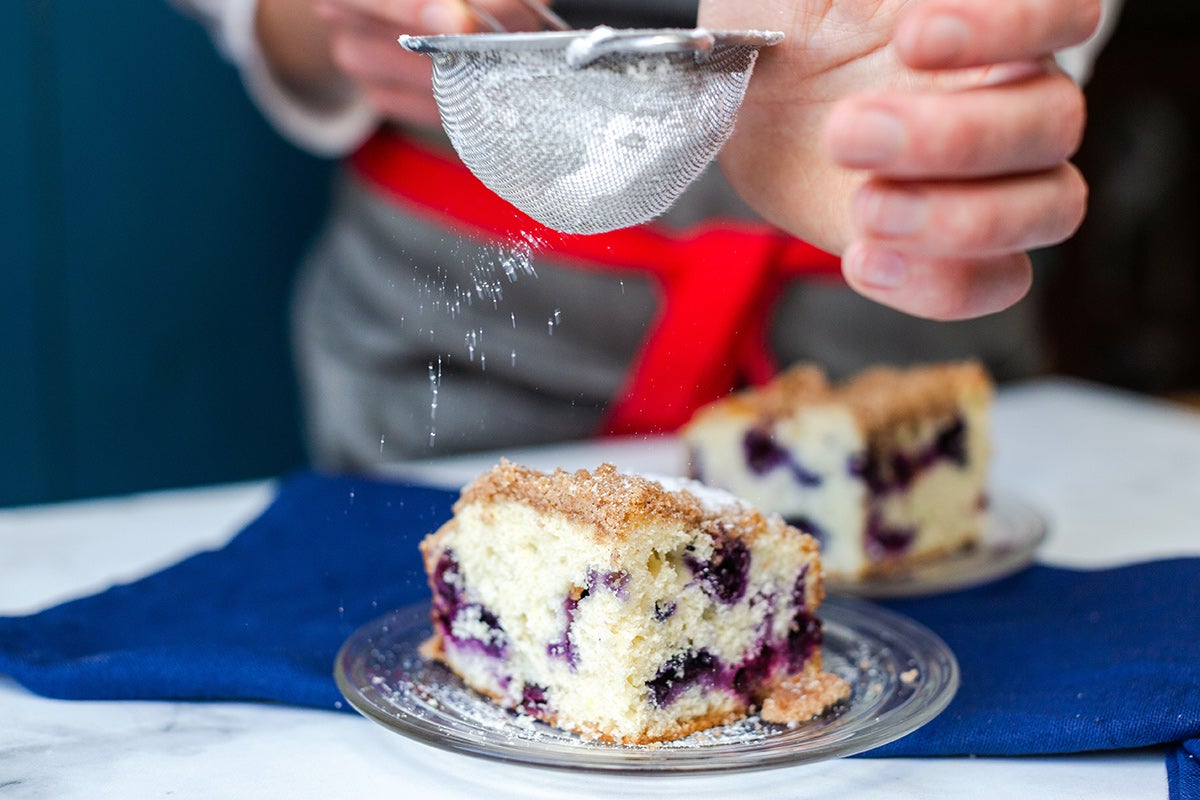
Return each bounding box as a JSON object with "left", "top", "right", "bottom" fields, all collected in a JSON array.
[
  {"left": 693, "top": 364, "right": 833, "bottom": 422},
  {"left": 580, "top": 708, "right": 748, "bottom": 745},
  {"left": 455, "top": 459, "right": 779, "bottom": 544},
  {"left": 687, "top": 360, "right": 992, "bottom": 435},
  {"left": 838, "top": 361, "right": 993, "bottom": 435}
]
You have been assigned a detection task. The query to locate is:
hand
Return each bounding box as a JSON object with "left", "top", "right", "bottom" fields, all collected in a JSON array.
[
  {"left": 698, "top": 0, "right": 1101, "bottom": 320},
  {"left": 257, "top": 0, "right": 551, "bottom": 129}
]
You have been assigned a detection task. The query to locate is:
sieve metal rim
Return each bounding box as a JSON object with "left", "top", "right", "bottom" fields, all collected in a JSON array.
[{"left": 398, "top": 27, "right": 784, "bottom": 58}]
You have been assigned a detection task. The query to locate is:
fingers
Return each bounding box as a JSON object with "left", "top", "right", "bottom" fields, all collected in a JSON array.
[
  {"left": 850, "top": 164, "right": 1088, "bottom": 257},
  {"left": 319, "top": 0, "right": 467, "bottom": 30},
  {"left": 316, "top": 0, "right": 554, "bottom": 124},
  {"left": 823, "top": 52, "right": 1089, "bottom": 318},
  {"left": 824, "top": 68, "right": 1086, "bottom": 179},
  {"left": 842, "top": 246, "right": 1034, "bottom": 321},
  {"left": 704, "top": 0, "right": 1099, "bottom": 321},
  {"left": 317, "top": 2, "right": 441, "bottom": 121},
  {"left": 470, "top": 0, "right": 554, "bottom": 32},
  {"left": 839, "top": 163, "right": 1086, "bottom": 319},
  {"left": 319, "top": 0, "right": 548, "bottom": 33},
  {"left": 894, "top": 0, "right": 1102, "bottom": 70},
  {"left": 327, "top": 16, "right": 429, "bottom": 83}
]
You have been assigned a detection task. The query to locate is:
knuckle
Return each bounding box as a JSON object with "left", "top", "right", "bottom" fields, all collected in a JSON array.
[
  {"left": 330, "top": 35, "right": 360, "bottom": 73},
  {"left": 1060, "top": 165, "right": 1090, "bottom": 236},
  {"left": 926, "top": 299, "right": 970, "bottom": 322},
  {"left": 936, "top": 122, "right": 983, "bottom": 173},
  {"left": 913, "top": 104, "right": 985, "bottom": 174},
  {"left": 922, "top": 276, "right": 976, "bottom": 321},
  {"left": 1008, "top": 2, "right": 1037, "bottom": 38},
  {"left": 1079, "top": 0, "right": 1103, "bottom": 39},
  {"left": 919, "top": 256, "right": 1030, "bottom": 322},
  {"left": 1050, "top": 81, "right": 1088, "bottom": 159},
  {"left": 1029, "top": 166, "right": 1088, "bottom": 247},
  {"left": 940, "top": 198, "right": 1000, "bottom": 251}
]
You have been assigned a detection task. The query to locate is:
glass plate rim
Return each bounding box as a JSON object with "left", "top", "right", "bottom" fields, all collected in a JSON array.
[
  {"left": 824, "top": 489, "right": 1049, "bottom": 600},
  {"left": 334, "top": 595, "right": 959, "bottom": 776}
]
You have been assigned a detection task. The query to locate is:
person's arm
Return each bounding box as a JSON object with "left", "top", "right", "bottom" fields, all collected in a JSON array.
[
  {"left": 700, "top": 0, "right": 1117, "bottom": 322},
  {"left": 174, "top": 0, "right": 552, "bottom": 155},
  {"left": 254, "top": 0, "right": 350, "bottom": 111},
  {"left": 171, "top": 0, "right": 377, "bottom": 154}
]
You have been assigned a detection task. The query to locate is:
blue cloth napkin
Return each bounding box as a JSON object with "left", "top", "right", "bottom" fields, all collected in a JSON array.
[{"left": 1, "top": 471, "right": 1197, "bottom": 798}]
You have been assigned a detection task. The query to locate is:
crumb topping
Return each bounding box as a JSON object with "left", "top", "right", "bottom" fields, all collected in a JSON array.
[
  {"left": 838, "top": 361, "right": 992, "bottom": 434},
  {"left": 759, "top": 668, "right": 852, "bottom": 724},
  {"left": 687, "top": 361, "right": 992, "bottom": 434},
  {"left": 690, "top": 364, "right": 833, "bottom": 423},
  {"left": 455, "top": 461, "right": 777, "bottom": 542}
]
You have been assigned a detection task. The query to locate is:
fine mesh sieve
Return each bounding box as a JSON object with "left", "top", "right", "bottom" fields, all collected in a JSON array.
[{"left": 399, "top": 27, "right": 783, "bottom": 235}]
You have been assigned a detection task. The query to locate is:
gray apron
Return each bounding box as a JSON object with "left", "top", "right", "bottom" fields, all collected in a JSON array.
[
  {"left": 291, "top": 0, "right": 1038, "bottom": 469},
  {"left": 291, "top": 159, "right": 1039, "bottom": 469}
]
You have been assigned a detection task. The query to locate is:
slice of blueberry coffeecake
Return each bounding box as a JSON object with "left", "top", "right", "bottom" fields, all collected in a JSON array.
[
  {"left": 683, "top": 362, "right": 993, "bottom": 580},
  {"left": 419, "top": 460, "right": 850, "bottom": 744}
]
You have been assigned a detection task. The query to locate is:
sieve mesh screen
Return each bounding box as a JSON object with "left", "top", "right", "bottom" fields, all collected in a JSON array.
[{"left": 402, "top": 29, "right": 782, "bottom": 234}]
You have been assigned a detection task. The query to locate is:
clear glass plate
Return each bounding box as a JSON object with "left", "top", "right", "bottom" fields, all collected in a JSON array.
[
  {"left": 824, "top": 491, "right": 1048, "bottom": 600},
  {"left": 334, "top": 596, "right": 958, "bottom": 775}
]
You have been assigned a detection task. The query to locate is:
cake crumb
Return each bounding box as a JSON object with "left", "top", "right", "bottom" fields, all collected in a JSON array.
[
  {"left": 900, "top": 668, "right": 920, "bottom": 684},
  {"left": 760, "top": 671, "right": 852, "bottom": 724}
]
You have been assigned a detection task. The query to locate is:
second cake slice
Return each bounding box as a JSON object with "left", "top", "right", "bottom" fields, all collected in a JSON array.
[{"left": 682, "top": 362, "right": 993, "bottom": 580}]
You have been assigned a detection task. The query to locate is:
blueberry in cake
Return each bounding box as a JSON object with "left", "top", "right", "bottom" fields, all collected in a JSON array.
[
  {"left": 682, "top": 362, "right": 993, "bottom": 580},
  {"left": 419, "top": 460, "right": 851, "bottom": 744}
]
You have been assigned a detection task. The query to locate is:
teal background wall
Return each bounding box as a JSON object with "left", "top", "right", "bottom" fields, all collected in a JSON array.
[{"left": 2, "top": 2, "right": 335, "bottom": 506}]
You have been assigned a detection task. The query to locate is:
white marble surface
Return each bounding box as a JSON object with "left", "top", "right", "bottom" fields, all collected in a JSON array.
[{"left": 3, "top": 378, "right": 1198, "bottom": 799}]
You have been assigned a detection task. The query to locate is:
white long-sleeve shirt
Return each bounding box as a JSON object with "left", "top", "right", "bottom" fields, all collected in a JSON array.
[{"left": 171, "top": 0, "right": 378, "bottom": 155}]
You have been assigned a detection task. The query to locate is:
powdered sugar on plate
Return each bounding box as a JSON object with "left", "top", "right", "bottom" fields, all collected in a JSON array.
[{"left": 333, "top": 596, "right": 958, "bottom": 773}]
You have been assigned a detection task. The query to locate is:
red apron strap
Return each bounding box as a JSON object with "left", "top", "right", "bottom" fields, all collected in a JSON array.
[
  {"left": 349, "top": 129, "right": 843, "bottom": 436},
  {"left": 601, "top": 228, "right": 784, "bottom": 435}
]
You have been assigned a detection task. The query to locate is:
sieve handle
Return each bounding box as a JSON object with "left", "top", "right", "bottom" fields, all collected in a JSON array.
[
  {"left": 461, "top": 0, "right": 506, "bottom": 33},
  {"left": 564, "top": 28, "right": 717, "bottom": 68},
  {"left": 513, "top": 0, "right": 571, "bottom": 32},
  {"left": 464, "top": 0, "right": 572, "bottom": 33}
]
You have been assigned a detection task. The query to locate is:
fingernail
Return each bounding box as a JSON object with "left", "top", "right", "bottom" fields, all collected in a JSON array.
[
  {"left": 918, "top": 14, "right": 970, "bottom": 63},
  {"left": 846, "top": 243, "right": 909, "bottom": 289},
  {"left": 835, "top": 108, "right": 905, "bottom": 167},
  {"left": 420, "top": 2, "right": 465, "bottom": 33},
  {"left": 854, "top": 189, "right": 929, "bottom": 237}
]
